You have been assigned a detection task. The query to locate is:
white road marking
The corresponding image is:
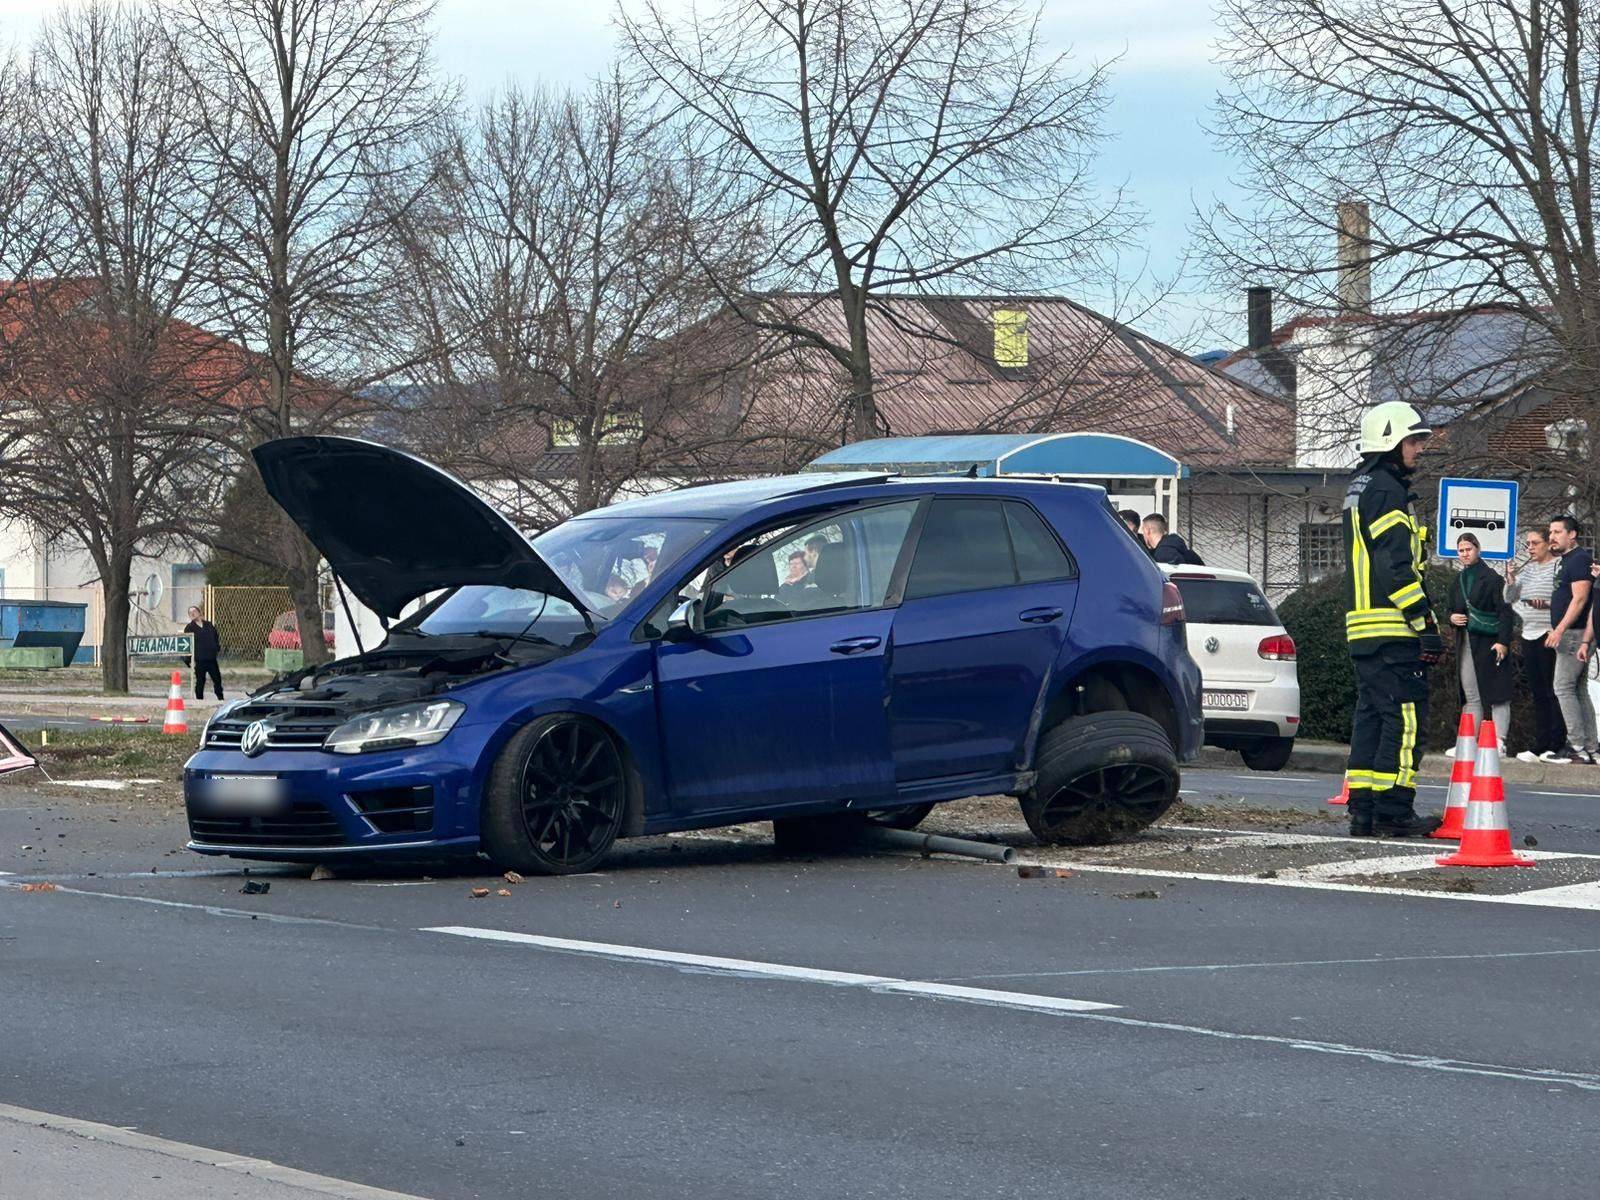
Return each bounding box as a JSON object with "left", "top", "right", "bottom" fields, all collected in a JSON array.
[
  {"left": 0, "top": 1102, "right": 429, "bottom": 1200},
  {"left": 1281, "top": 850, "right": 1574, "bottom": 882},
  {"left": 0, "top": 879, "right": 385, "bottom": 929},
  {"left": 1528, "top": 790, "right": 1600, "bottom": 799},
  {"left": 946, "top": 946, "right": 1600, "bottom": 981},
  {"left": 1008, "top": 858, "right": 1600, "bottom": 910},
  {"left": 425, "top": 928, "right": 1600, "bottom": 1093},
  {"left": 423, "top": 927, "right": 1120, "bottom": 1013}
]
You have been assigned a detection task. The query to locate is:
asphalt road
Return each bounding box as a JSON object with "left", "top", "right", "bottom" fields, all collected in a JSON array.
[{"left": 2, "top": 769, "right": 1598, "bottom": 1198}]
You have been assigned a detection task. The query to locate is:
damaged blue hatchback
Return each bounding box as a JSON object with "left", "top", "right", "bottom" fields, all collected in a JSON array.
[{"left": 184, "top": 436, "right": 1202, "bottom": 874}]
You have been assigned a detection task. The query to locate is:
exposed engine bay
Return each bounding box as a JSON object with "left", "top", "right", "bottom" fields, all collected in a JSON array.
[{"left": 242, "top": 638, "right": 571, "bottom": 719}]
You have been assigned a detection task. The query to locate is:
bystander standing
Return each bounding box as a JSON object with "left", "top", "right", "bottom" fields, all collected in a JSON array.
[
  {"left": 1544, "top": 515, "right": 1596, "bottom": 763},
  {"left": 1447, "top": 533, "right": 1512, "bottom": 753},
  {"left": 1506, "top": 528, "right": 1565, "bottom": 761},
  {"left": 183, "top": 605, "right": 224, "bottom": 701},
  {"left": 1141, "top": 513, "right": 1204, "bottom": 565}
]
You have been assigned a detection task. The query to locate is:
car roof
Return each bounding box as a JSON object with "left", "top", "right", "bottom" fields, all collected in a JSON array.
[
  {"left": 1160, "top": 563, "right": 1264, "bottom": 586},
  {"left": 574, "top": 472, "right": 1107, "bottom": 520}
]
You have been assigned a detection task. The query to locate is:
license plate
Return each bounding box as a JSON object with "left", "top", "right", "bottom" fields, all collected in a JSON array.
[
  {"left": 1203, "top": 690, "right": 1250, "bottom": 711},
  {"left": 201, "top": 774, "right": 285, "bottom": 812}
]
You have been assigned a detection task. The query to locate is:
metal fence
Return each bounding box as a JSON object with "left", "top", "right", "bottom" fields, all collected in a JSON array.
[{"left": 206, "top": 585, "right": 295, "bottom": 662}]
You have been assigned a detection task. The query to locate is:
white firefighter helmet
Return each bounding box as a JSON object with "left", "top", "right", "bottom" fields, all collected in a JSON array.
[{"left": 1359, "top": 401, "right": 1432, "bottom": 455}]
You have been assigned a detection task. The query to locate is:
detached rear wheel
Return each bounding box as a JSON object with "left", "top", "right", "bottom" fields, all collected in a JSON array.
[
  {"left": 1021, "top": 713, "right": 1178, "bottom": 845},
  {"left": 483, "top": 715, "right": 626, "bottom": 875}
]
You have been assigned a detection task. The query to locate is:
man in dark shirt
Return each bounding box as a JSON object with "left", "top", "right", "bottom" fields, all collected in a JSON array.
[
  {"left": 1141, "top": 513, "right": 1204, "bottom": 565},
  {"left": 1544, "top": 516, "right": 1594, "bottom": 762},
  {"left": 183, "top": 605, "right": 224, "bottom": 701}
]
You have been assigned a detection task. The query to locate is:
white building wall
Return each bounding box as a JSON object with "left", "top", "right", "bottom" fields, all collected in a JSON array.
[{"left": 1292, "top": 324, "right": 1372, "bottom": 469}]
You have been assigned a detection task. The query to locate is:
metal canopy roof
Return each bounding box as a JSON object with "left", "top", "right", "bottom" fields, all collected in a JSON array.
[{"left": 805, "top": 433, "right": 1189, "bottom": 480}]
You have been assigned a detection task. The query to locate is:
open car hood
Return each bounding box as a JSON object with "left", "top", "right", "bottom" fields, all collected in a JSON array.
[{"left": 252, "top": 436, "right": 590, "bottom": 620}]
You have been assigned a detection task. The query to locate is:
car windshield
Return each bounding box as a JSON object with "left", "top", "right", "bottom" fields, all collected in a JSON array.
[
  {"left": 533, "top": 514, "right": 720, "bottom": 619},
  {"left": 1171, "top": 576, "right": 1280, "bottom": 625}
]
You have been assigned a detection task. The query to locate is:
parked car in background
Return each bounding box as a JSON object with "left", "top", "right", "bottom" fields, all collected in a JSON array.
[
  {"left": 185, "top": 437, "right": 1203, "bottom": 874},
  {"left": 1161, "top": 564, "right": 1300, "bottom": 771}
]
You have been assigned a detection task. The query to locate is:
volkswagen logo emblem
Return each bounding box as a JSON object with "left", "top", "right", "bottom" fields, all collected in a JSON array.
[
  {"left": 1204, "top": 636, "right": 1220, "bottom": 654},
  {"left": 240, "top": 720, "right": 272, "bottom": 757}
]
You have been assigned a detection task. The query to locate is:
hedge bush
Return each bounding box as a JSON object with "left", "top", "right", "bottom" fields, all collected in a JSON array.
[{"left": 1278, "top": 565, "right": 1540, "bottom": 753}]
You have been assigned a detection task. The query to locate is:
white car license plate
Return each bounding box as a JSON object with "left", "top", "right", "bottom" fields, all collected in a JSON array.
[
  {"left": 203, "top": 774, "right": 285, "bottom": 811},
  {"left": 1203, "top": 690, "right": 1250, "bottom": 711}
]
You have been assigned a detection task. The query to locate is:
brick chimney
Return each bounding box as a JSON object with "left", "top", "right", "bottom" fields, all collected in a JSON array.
[{"left": 1336, "top": 201, "right": 1371, "bottom": 313}]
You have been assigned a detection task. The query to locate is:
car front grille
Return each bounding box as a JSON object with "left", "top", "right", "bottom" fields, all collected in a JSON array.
[
  {"left": 204, "top": 714, "right": 341, "bottom": 751},
  {"left": 188, "top": 801, "right": 347, "bottom": 848}
]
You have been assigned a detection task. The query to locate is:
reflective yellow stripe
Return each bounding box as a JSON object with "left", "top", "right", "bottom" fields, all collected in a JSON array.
[
  {"left": 1349, "top": 628, "right": 1420, "bottom": 641},
  {"left": 1397, "top": 702, "right": 1418, "bottom": 788},
  {"left": 1369, "top": 770, "right": 1398, "bottom": 788},
  {"left": 1345, "top": 769, "right": 1377, "bottom": 787},
  {"left": 1351, "top": 520, "right": 1371, "bottom": 610},
  {"left": 1389, "top": 582, "right": 1425, "bottom": 608},
  {"left": 1369, "top": 510, "right": 1412, "bottom": 538}
]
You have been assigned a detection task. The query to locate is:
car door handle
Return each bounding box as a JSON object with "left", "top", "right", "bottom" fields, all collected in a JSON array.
[
  {"left": 1019, "top": 607, "right": 1064, "bottom": 624},
  {"left": 829, "top": 636, "right": 882, "bottom": 655}
]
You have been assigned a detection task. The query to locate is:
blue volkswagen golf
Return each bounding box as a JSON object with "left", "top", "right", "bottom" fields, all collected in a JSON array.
[{"left": 184, "top": 437, "right": 1202, "bottom": 874}]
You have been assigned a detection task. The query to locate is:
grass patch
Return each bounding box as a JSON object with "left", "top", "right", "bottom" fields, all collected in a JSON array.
[{"left": 23, "top": 728, "right": 199, "bottom": 780}]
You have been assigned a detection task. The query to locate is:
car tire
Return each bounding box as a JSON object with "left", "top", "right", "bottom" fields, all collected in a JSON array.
[
  {"left": 1240, "top": 736, "right": 1295, "bottom": 772},
  {"left": 1020, "top": 712, "right": 1179, "bottom": 846},
  {"left": 482, "top": 714, "right": 627, "bottom": 876}
]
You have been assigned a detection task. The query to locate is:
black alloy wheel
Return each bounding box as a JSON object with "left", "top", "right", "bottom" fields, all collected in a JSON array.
[
  {"left": 483, "top": 715, "right": 627, "bottom": 875},
  {"left": 1020, "top": 712, "right": 1179, "bottom": 845}
]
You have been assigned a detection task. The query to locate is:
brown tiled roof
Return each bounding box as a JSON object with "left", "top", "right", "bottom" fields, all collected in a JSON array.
[{"left": 741, "top": 293, "right": 1293, "bottom": 469}]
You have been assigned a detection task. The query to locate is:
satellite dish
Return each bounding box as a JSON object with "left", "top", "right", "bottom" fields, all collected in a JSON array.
[{"left": 142, "top": 573, "right": 163, "bottom": 609}]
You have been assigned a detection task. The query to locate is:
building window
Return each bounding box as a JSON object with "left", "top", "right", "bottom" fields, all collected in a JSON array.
[
  {"left": 1299, "top": 522, "right": 1341, "bottom": 583},
  {"left": 993, "top": 309, "right": 1029, "bottom": 368}
]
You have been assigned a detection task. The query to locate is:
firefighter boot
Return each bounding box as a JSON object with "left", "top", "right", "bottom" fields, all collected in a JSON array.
[
  {"left": 1346, "top": 786, "right": 1375, "bottom": 837},
  {"left": 1372, "top": 788, "right": 1442, "bottom": 838}
]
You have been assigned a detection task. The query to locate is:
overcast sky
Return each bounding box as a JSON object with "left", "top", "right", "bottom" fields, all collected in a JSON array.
[{"left": 3, "top": 0, "right": 1246, "bottom": 349}]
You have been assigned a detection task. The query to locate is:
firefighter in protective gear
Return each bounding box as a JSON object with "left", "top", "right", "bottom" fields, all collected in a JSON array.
[{"left": 1343, "top": 401, "right": 1445, "bottom": 838}]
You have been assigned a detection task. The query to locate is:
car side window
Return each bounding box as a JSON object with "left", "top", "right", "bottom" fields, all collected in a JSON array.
[
  {"left": 699, "top": 501, "right": 919, "bottom": 631},
  {"left": 903, "top": 498, "right": 1015, "bottom": 600},
  {"left": 1005, "top": 502, "right": 1075, "bottom": 582}
]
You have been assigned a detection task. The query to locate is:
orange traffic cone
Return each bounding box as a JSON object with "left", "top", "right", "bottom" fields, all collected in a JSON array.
[
  {"left": 1326, "top": 780, "right": 1348, "bottom": 806},
  {"left": 1435, "top": 719, "right": 1534, "bottom": 868},
  {"left": 162, "top": 669, "right": 188, "bottom": 735},
  {"left": 1431, "top": 711, "right": 1476, "bottom": 840}
]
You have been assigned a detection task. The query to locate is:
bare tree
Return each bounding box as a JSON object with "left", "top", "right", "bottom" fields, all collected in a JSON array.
[
  {"left": 621, "top": 0, "right": 1134, "bottom": 442},
  {"left": 1203, "top": 0, "right": 1600, "bottom": 509},
  {"left": 172, "top": 0, "right": 455, "bottom": 662},
  {"left": 389, "top": 74, "right": 767, "bottom": 527},
  {"left": 0, "top": 4, "right": 229, "bottom": 692}
]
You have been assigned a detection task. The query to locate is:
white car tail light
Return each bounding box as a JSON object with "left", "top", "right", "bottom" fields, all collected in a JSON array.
[{"left": 1258, "top": 634, "right": 1296, "bottom": 661}]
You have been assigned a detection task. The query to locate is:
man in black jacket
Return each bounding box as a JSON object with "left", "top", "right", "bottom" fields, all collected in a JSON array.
[
  {"left": 184, "top": 605, "right": 224, "bottom": 700},
  {"left": 1141, "top": 513, "right": 1204, "bottom": 565}
]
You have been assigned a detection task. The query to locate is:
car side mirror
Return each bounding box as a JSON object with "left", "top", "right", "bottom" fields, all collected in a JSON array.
[{"left": 665, "top": 597, "right": 703, "bottom": 640}]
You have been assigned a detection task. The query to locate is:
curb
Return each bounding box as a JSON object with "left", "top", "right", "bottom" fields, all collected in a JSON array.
[{"left": 1200, "top": 741, "right": 1600, "bottom": 787}]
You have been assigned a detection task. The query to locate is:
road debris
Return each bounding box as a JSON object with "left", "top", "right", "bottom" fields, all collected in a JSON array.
[
  {"left": 496, "top": 888, "right": 512, "bottom": 897},
  {"left": 503, "top": 870, "right": 524, "bottom": 884},
  {"left": 239, "top": 880, "right": 270, "bottom": 895},
  {"left": 1115, "top": 889, "right": 1161, "bottom": 900},
  {"left": 16, "top": 881, "right": 56, "bottom": 892},
  {"left": 310, "top": 865, "right": 336, "bottom": 881},
  {"left": 469, "top": 887, "right": 490, "bottom": 898},
  {"left": 1016, "top": 864, "right": 1071, "bottom": 879}
]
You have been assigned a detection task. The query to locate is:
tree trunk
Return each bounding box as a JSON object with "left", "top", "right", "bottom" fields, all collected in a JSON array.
[
  {"left": 287, "top": 525, "right": 330, "bottom": 666},
  {"left": 100, "top": 552, "right": 133, "bottom": 695},
  {"left": 848, "top": 360, "right": 877, "bottom": 442}
]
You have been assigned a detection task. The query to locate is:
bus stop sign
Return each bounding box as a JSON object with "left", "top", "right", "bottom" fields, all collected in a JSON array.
[{"left": 1436, "top": 477, "right": 1518, "bottom": 561}]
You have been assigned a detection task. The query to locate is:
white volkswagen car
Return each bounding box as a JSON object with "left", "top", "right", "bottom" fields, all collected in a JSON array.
[{"left": 1161, "top": 564, "right": 1300, "bottom": 771}]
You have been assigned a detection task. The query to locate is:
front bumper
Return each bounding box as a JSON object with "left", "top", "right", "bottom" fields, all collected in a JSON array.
[{"left": 183, "top": 736, "right": 489, "bottom": 861}]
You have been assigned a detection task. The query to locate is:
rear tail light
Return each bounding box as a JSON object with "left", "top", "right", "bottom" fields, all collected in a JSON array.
[
  {"left": 1160, "top": 581, "right": 1186, "bottom": 625},
  {"left": 1258, "top": 634, "right": 1296, "bottom": 661}
]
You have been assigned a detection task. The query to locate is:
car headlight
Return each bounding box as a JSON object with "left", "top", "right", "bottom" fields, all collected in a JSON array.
[{"left": 325, "top": 700, "right": 465, "bottom": 755}]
